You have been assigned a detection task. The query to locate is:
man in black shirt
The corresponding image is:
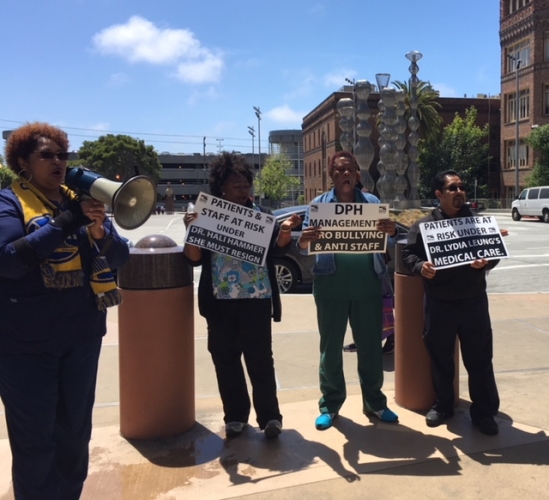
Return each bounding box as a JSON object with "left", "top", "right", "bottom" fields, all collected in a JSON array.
[{"left": 402, "top": 170, "right": 500, "bottom": 435}]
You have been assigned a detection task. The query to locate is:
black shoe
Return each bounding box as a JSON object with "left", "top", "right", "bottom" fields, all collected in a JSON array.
[
  {"left": 343, "top": 343, "right": 357, "bottom": 352},
  {"left": 472, "top": 416, "right": 499, "bottom": 435},
  {"left": 426, "top": 408, "right": 454, "bottom": 427},
  {"left": 382, "top": 335, "right": 394, "bottom": 355}
]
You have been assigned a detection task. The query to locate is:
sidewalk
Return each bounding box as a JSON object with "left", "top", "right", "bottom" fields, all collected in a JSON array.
[{"left": 1, "top": 292, "right": 549, "bottom": 500}]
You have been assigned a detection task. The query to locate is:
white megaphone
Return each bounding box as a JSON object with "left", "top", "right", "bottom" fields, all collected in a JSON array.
[{"left": 65, "top": 167, "right": 157, "bottom": 230}]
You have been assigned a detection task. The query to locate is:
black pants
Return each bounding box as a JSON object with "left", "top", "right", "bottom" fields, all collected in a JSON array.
[
  {"left": 0, "top": 338, "right": 102, "bottom": 500},
  {"left": 424, "top": 293, "right": 499, "bottom": 420},
  {"left": 206, "top": 299, "right": 282, "bottom": 429}
]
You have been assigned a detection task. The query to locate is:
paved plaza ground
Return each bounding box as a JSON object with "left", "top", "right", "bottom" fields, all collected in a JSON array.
[{"left": 1, "top": 213, "right": 549, "bottom": 499}]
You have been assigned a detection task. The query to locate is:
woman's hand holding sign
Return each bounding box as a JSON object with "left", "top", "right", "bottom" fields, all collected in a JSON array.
[
  {"left": 183, "top": 211, "right": 198, "bottom": 228},
  {"left": 298, "top": 225, "right": 321, "bottom": 250},
  {"left": 276, "top": 213, "right": 302, "bottom": 248},
  {"left": 376, "top": 218, "right": 397, "bottom": 237}
]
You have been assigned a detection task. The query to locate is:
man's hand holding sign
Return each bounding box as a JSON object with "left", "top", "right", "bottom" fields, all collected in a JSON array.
[
  {"left": 401, "top": 170, "right": 505, "bottom": 435},
  {"left": 419, "top": 215, "right": 509, "bottom": 273}
]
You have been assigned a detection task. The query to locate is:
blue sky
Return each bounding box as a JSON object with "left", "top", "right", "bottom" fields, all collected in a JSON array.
[{"left": 1, "top": 0, "right": 501, "bottom": 156}]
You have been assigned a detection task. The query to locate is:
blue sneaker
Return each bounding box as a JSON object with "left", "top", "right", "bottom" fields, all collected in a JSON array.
[
  {"left": 315, "top": 412, "right": 337, "bottom": 430},
  {"left": 366, "top": 408, "right": 399, "bottom": 423}
]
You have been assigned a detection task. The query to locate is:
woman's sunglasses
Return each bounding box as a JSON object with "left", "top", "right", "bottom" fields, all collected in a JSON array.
[{"left": 34, "top": 151, "right": 70, "bottom": 161}]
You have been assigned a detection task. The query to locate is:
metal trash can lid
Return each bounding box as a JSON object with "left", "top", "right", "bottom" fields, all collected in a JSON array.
[{"left": 118, "top": 235, "right": 193, "bottom": 289}]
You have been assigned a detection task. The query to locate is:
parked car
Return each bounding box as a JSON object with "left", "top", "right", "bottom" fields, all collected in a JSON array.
[
  {"left": 272, "top": 205, "right": 409, "bottom": 293},
  {"left": 421, "top": 199, "right": 439, "bottom": 208},
  {"left": 511, "top": 186, "right": 549, "bottom": 222},
  {"left": 466, "top": 200, "right": 486, "bottom": 212}
]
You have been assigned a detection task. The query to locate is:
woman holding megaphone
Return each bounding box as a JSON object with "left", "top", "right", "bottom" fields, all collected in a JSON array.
[{"left": 0, "top": 122, "right": 129, "bottom": 499}]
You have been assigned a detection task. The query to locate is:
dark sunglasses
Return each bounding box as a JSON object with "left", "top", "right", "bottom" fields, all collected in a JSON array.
[
  {"left": 444, "top": 184, "right": 467, "bottom": 192},
  {"left": 35, "top": 151, "right": 70, "bottom": 161}
]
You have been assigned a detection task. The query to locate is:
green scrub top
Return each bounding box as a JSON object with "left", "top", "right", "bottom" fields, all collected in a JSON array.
[{"left": 313, "top": 253, "right": 381, "bottom": 300}]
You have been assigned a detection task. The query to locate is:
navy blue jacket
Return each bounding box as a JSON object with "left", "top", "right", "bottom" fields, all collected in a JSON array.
[{"left": 0, "top": 187, "right": 129, "bottom": 353}]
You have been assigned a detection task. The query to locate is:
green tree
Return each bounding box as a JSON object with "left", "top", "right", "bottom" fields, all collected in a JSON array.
[
  {"left": 77, "top": 134, "right": 162, "bottom": 183},
  {"left": 0, "top": 155, "right": 16, "bottom": 189},
  {"left": 525, "top": 124, "right": 549, "bottom": 187},
  {"left": 418, "top": 107, "right": 489, "bottom": 198},
  {"left": 392, "top": 80, "right": 443, "bottom": 140},
  {"left": 255, "top": 153, "right": 299, "bottom": 206}
]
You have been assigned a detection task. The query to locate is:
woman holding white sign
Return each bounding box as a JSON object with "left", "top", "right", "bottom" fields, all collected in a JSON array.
[
  {"left": 297, "top": 151, "right": 400, "bottom": 431},
  {"left": 183, "top": 152, "right": 300, "bottom": 439}
]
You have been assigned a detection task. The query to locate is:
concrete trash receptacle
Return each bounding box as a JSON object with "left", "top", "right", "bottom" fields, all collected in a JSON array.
[
  {"left": 394, "top": 240, "right": 459, "bottom": 411},
  {"left": 117, "top": 234, "right": 194, "bottom": 439}
]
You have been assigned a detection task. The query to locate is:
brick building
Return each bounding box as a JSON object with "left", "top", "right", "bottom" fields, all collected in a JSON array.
[
  {"left": 302, "top": 88, "right": 501, "bottom": 203},
  {"left": 500, "top": 0, "right": 549, "bottom": 198}
]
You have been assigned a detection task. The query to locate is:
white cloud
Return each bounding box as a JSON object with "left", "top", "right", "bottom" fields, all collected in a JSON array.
[
  {"left": 93, "top": 16, "right": 224, "bottom": 84},
  {"left": 175, "top": 54, "right": 224, "bottom": 84},
  {"left": 323, "top": 69, "right": 357, "bottom": 89},
  {"left": 187, "top": 86, "right": 220, "bottom": 106},
  {"left": 265, "top": 105, "right": 305, "bottom": 124},
  {"left": 107, "top": 72, "right": 129, "bottom": 86},
  {"left": 283, "top": 73, "right": 317, "bottom": 100},
  {"left": 88, "top": 123, "right": 110, "bottom": 132},
  {"left": 309, "top": 3, "right": 326, "bottom": 16},
  {"left": 234, "top": 58, "right": 261, "bottom": 69},
  {"left": 431, "top": 83, "right": 458, "bottom": 97}
]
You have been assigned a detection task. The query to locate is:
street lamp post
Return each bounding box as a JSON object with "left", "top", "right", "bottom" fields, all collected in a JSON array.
[
  {"left": 253, "top": 107, "right": 262, "bottom": 170},
  {"left": 203, "top": 136, "right": 207, "bottom": 187},
  {"left": 253, "top": 106, "right": 262, "bottom": 200},
  {"left": 345, "top": 78, "right": 357, "bottom": 147},
  {"left": 405, "top": 50, "right": 423, "bottom": 207},
  {"left": 508, "top": 55, "right": 521, "bottom": 198},
  {"left": 248, "top": 126, "right": 255, "bottom": 169}
]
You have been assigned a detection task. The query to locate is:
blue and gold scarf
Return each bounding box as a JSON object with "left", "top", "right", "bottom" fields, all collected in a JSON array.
[{"left": 11, "top": 179, "right": 121, "bottom": 311}]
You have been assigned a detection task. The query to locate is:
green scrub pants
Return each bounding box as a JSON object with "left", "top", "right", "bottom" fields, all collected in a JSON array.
[{"left": 315, "top": 294, "right": 387, "bottom": 415}]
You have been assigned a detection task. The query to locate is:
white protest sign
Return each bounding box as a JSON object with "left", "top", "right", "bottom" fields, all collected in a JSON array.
[
  {"left": 184, "top": 192, "right": 275, "bottom": 267},
  {"left": 420, "top": 215, "right": 509, "bottom": 270},
  {"left": 308, "top": 202, "right": 389, "bottom": 254}
]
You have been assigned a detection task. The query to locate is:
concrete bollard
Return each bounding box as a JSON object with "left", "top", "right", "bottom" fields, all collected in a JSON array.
[
  {"left": 394, "top": 240, "right": 459, "bottom": 411},
  {"left": 117, "top": 234, "right": 194, "bottom": 439}
]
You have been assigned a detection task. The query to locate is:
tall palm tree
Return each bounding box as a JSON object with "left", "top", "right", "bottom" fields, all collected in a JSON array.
[{"left": 392, "top": 80, "right": 443, "bottom": 140}]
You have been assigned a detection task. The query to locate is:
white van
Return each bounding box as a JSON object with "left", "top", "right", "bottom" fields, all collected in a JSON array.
[{"left": 511, "top": 186, "right": 549, "bottom": 222}]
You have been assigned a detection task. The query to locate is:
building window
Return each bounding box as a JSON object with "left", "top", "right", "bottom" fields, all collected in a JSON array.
[
  {"left": 545, "top": 85, "right": 549, "bottom": 115},
  {"left": 506, "top": 93, "right": 517, "bottom": 122},
  {"left": 509, "top": 0, "right": 531, "bottom": 14},
  {"left": 506, "top": 89, "right": 529, "bottom": 122},
  {"left": 506, "top": 140, "right": 529, "bottom": 168},
  {"left": 519, "top": 89, "right": 530, "bottom": 119},
  {"left": 507, "top": 39, "right": 530, "bottom": 71},
  {"left": 545, "top": 32, "right": 549, "bottom": 61}
]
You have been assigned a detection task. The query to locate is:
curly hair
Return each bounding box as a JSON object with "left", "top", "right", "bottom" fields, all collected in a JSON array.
[
  {"left": 208, "top": 152, "right": 254, "bottom": 197},
  {"left": 328, "top": 151, "right": 359, "bottom": 177},
  {"left": 5, "top": 122, "right": 69, "bottom": 174}
]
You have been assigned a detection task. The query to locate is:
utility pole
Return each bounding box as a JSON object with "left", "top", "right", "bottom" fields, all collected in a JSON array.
[
  {"left": 216, "top": 138, "right": 224, "bottom": 154},
  {"left": 203, "top": 136, "right": 207, "bottom": 187},
  {"left": 344, "top": 78, "right": 357, "bottom": 148},
  {"left": 508, "top": 54, "right": 521, "bottom": 198},
  {"left": 247, "top": 126, "right": 255, "bottom": 168},
  {"left": 253, "top": 107, "right": 262, "bottom": 200}
]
